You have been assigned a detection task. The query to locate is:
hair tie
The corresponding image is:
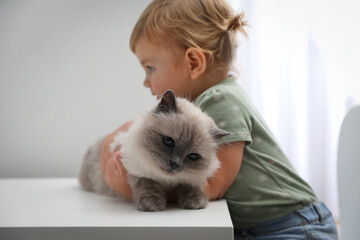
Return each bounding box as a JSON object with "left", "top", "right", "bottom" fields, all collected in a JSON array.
[
  {"left": 226, "top": 12, "right": 249, "bottom": 39},
  {"left": 227, "top": 15, "right": 241, "bottom": 31}
]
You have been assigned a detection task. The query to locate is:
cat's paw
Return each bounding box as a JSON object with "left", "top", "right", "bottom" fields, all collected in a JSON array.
[
  {"left": 178, "top": 190, "right": 208, "bottom": 210},
  {"left": 136, "top": 195, "right": 167, "bottom": 211}
]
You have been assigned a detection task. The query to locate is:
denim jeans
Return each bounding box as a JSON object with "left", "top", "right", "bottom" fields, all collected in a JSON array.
[{"left": 234, "top": 202, "right": 338, "bottom": 240}]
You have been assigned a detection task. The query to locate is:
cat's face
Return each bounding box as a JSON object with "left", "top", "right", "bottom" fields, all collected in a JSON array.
[{"left": 140, "top": 90, "right": 229, "bottom": 177}]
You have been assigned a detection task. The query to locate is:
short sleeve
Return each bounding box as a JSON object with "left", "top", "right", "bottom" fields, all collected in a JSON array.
[{"left": 194, "top": 88, "right": 253, "bottom": 145}]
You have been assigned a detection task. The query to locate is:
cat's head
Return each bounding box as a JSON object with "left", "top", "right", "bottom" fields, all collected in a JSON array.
[{"left": 139, "top": 90, "right": 230, "bottom": 181}]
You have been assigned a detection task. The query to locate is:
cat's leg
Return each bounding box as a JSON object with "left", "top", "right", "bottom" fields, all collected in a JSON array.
[
  {"left": 129, "top": 176, "right": 167, "bottom": 211},
  {"left": 176, "top": 184, "right": 208, "bottom": 210}
]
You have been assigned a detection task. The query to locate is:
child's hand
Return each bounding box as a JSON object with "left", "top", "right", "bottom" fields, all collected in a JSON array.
[
  {"left": 103, "top": 149, "right": 133, "bottom": 200},
  {"left": 100, "top": 121, "right": 133, "bottom": 201}
]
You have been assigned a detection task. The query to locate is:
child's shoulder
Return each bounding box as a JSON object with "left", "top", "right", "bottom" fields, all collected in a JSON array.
[
  {"left": 193, "top": 76, "right": 255, "bottom": 145},
  {"left": 194, "top": 76, "right": 252, "bottom": 114}
]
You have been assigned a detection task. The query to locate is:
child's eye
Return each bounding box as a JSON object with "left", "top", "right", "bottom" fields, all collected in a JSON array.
[{"left": 146, "top": 66, "right": 155, "bottom": 73}]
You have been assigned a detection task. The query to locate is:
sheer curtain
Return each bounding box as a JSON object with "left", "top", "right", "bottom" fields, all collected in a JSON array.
[{"left": 227, "top": 0, "right": 360, "bottom": 219}]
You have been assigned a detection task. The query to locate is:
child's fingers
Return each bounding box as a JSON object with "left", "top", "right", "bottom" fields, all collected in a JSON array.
[
  {"left": 114, "top": 151, "right": 123, "bottom": 176},
  {"left": 115, "top": 151, "right": 121, "bottom": 160},
  {"left": 103, "top": 150, "right": 132, "bottom": 200},
  {"left": 104, "top": 152, "right": 122, "bottom": 180}
]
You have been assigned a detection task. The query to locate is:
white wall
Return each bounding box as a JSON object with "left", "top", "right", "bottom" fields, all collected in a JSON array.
[{"left": 0, "top": 0, "right": 155, "bottom": 177}]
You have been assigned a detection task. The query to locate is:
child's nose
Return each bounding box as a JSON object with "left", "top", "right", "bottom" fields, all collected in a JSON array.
[{"left": 143, "top": 79, "right": 150, "bottom": 88}]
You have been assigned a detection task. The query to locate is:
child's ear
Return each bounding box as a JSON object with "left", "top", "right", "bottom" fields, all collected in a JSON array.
[{"left": 185, "top": 47, "right": 207, "bottom": 80}]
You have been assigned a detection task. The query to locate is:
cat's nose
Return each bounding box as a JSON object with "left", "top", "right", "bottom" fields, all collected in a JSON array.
[{"left": 169, "top": 160, "right": 180, "bottom": 170}]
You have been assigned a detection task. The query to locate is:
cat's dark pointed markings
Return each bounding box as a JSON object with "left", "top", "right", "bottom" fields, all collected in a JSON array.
[
  {"left": 155, "top": 90, "right": 177, "bottom": 114},
  {"left": 79, "top": 90, "right": 231, "bottom": 211}
]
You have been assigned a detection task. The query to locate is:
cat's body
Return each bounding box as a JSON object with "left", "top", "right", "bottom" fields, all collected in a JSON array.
[{"left": 79, "top": 90, "right": 229, "bottom": 211}]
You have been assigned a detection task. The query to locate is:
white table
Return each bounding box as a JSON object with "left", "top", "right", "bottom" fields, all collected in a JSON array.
[{"left": 0, "top": 178, "right": 233, "bottom": 240}]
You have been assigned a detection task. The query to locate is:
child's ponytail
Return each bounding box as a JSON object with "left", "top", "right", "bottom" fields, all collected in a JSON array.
[{"left": 227, "top": 12, "right": 249, "bottom": 39}]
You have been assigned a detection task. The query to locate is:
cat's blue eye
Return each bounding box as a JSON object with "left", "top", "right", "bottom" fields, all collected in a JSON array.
[
  {"left": 146, "top": 66, "right": 155, "bottom": 73},
  {"left": 187, "top": 153, "right": 200, "bottom": 161},
  {"left": 162, "top": 136, "right": 175, "bottom": 148}
]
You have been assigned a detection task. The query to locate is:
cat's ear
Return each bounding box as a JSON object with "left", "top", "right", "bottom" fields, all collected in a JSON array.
[
  {"left": 155, "top": 90, "right": 177, "bottom": 114},
  {"left": 211, "top": 127, "right": 232, "bottom": 139}
]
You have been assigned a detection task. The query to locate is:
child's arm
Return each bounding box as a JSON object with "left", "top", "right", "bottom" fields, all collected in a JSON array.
[
  {"left": 204, "top": 141, "right": 245, "bottom": 200},
  {"left": 100, "top": 121, "right": 134, "bottom": 201},
  {"left": 101, "top": 121, "right": 244, "bottom": 202}
]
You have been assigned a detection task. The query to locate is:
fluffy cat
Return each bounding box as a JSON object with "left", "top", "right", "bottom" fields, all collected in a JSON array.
[{"left": 79, "top": 90, "right": 230, "bottom": 211}]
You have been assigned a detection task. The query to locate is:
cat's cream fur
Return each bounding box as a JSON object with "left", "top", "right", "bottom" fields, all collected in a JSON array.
[
  {"left": 111, "top": 97, "right": 221, "bottom": 188},
  {"left": 79, "top": 90, "right": 229, "bottom": 211}
]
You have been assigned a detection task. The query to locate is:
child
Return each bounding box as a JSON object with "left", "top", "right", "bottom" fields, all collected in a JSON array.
[{"left": 100, "top": 0, "right": 339, "bottom": 239}]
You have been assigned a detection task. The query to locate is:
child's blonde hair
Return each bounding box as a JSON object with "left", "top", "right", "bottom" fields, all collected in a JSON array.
[{"left": 130, "top": 0, "right": 248, "bottom": 69}]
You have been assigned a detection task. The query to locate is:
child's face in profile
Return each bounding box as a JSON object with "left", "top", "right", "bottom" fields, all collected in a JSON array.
[{"left": 134, "top": 35, "right": 192, "bottom": 99}]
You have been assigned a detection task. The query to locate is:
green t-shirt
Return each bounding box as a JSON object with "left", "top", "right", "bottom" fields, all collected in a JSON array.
[{"left": 194, "top": 76, "right": 318, "bottom": 230}]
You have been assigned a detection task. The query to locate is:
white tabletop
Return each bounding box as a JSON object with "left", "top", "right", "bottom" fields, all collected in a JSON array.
[{"left": 0, "top": 178, "right": 233, "bottom": 240}]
